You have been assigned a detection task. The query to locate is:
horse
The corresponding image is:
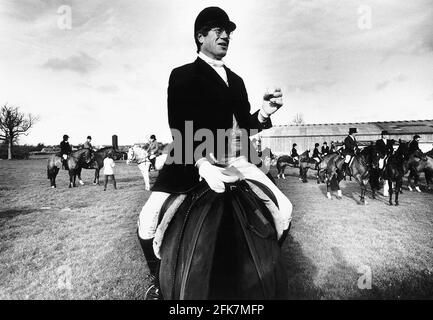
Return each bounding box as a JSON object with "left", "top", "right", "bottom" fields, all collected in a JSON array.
[
  {"left": 47, "top": 148, "right": 92, "bottom": 188},
  {"left": 277, "top": 150, "right": 309, "bottom": 179},
  {"left": 345, "top": 145, "right": 380, "bottom": 204},
  {"left": 75, "top": 146, "right": 122, "bottom": 185},
  {"left": 127, "top": 145, "right": 166, "bottom": 190},
  {"left": 316, "top": 152, "right": 345, "bottom": 199},
  {"left": 158, "top": 180, "right": 288, "bottom": 299},
  {"left": 404, "top": 151, "right": 430, "bottom": 192},
  {"left": 383, "top": 141, "right": 410, "bottom": 206}
]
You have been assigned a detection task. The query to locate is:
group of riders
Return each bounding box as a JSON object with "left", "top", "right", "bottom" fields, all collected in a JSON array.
[
  {"left": 57, "top": 134, "right": 160, "bottom": 171},
  {"left": 288, "top": 127, "right": 423, "bottom": 178}
]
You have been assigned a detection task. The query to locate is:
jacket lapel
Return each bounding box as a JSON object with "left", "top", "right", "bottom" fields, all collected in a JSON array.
[{"left": 194, "top": 58, "right": 229, "bottom": 89}]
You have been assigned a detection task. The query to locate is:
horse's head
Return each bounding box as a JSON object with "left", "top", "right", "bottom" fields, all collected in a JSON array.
[
  {"left": 126, "top": 147, "right": 136, "bottom": 165},
  {"left": 363, "top": 145, "right": 380, "bottom": 169}
]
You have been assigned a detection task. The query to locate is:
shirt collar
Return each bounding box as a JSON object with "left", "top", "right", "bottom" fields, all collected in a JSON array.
[{"left": 198, "top": 52, "right": 225, "bottom": 68}]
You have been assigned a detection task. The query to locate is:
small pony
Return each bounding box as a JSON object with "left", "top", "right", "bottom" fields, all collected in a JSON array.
[{"left": 127, "top": 145, "right": 167, "bottom": 190}]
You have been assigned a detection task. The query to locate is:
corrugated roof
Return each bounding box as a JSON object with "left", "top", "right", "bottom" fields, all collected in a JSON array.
[{"left": 260, "top": 120, "right": 433, "bottom": 137}]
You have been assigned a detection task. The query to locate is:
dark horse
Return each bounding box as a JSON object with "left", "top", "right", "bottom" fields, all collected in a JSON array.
[
  {"left": 76, "top": 146, "right": 122, "bottom": 185},
  {"left": 404, "top": 150, "right": 430, "bottom": 192},
  {"left": 158, "top": 180, "right": 288, "bottom": 299},
  {"left": 47, "top": 148, "right": 92, "bottom": 188},
  {"left": 316, "top": 152, "right": 345, "bottom": 198},
  {"left": 278, "top": 150, "right": 309, "bottom": 179},
  {"left": 317, "top": 146, "right": 380, "bottom": 203},
  {"left": 383, "top": 141, "right": 411, "bottom": 206}
]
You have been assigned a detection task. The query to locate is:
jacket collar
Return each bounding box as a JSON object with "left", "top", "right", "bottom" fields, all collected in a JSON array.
[{"left": 194, "top": 57, "right": 231, "bottom": 89}]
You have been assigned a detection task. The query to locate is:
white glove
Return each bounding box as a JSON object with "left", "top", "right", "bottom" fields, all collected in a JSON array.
[
  {"left": 198, "top": 160, "right": 239, "bottom": 193},
  {"left": 260, "top": 87, "right": 283, "bottom": 119},
  {"left": 62, "top": 154, "right": 68, "bottom": 160}
]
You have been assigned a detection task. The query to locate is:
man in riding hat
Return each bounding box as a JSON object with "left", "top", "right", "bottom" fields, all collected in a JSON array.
[
  {"left": 375, "top": 130, "right": 394, "bottom": 171},
  {"left": 330, "top": 141, "right": 336, "bottom": 153},
  {"left": 136, "top": 7, "right": 293, "bottom": 299},
  {"left": 342, "top": 128, "right": 358, "bottom": 175},
  {"left": 148, "top": 134, "right": 159, "bottom": 171},
  {"left": 83, "top": 136, "right": 95, "bottom": 164},
  {"left": 312, "top": 143, "right": 322, "bottom": 168},
  {"left": 408, "top": 134, "right": 422, "bottom": 156},
  {"left": 291, "top": 143, "right": 299, "bottom": 166},
  {"left": 321, "top": 142, "right": 330, "bottom": 156},
  {"left": 59, "top": 134, "right": 72, "bottom": 170}
]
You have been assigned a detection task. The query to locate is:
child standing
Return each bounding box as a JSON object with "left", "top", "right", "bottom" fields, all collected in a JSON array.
[{"left": 103, "top": 155, "right": 117, "bottom": 191}]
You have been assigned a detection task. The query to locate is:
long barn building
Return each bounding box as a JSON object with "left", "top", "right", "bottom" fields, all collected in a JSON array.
[{"left": 258, "top": 120, "right": 433, "bottom": 155}]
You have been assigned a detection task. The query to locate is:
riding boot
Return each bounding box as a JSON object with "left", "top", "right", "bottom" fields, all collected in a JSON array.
[
  {"left": 342, "top": 162, "right": 348, "bottom": 175},
  {"left": 278, "top": 223, "right": 291, "bottom": 247},
  {"left": 138, "top": 234, "right": 162, "bottom": 300}
]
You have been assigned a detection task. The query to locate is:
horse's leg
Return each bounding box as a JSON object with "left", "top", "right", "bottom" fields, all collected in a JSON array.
[
  {"left": 69, "top": 170, "right": 74, "bottom": 188},
  {"left": 413, "top": 171, "right": 421, "bottom": 192},
  {"left": 383, "top": 179, "right": 389, "bottom": 196},
  {"left": 395, "top": 177, "right": 402, "bottom": 206},
  {"left": 53, "top": 167, "right": 59, "bottom": 188},
  {"left": 77, "top": 167, "right": 84, "bottom": 185},
  {"left": 326, "top": 176, "right": 332, "bottom": 199},
  {"left": 388, "top": 179, "right": 393, "bottom": 205},
  {"left": 96, "top": 169, "right": 100, "bottom": 185}
]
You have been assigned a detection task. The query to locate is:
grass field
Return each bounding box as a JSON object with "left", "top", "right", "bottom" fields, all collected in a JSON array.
[{"left": 1, "top": 159, "right": 433, "bottom": 299}]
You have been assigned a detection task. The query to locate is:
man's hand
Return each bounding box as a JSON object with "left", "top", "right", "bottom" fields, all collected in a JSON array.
[
  {"left": 198, "top": 160, "right": 239, "bottom": 193},
  {"left": 260, "top": 87, "right": 283, "bottom": 119}
]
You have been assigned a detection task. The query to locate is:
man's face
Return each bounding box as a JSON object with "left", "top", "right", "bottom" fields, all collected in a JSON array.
[
  {"left": 382, "top": 135, "right": 388, "bottom": 140},
  {"left": 198, "top": 27, "right": 230, "bottom": 60}
]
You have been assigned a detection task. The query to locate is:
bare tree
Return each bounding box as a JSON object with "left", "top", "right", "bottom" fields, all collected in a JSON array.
[
  {"left": 292, "top": 113, "right": 305, "bottom": 125},
  {"left": 0, "top": 104, "right": 38, "bottom": 159}
]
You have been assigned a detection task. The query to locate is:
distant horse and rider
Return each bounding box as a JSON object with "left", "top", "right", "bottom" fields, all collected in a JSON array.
[
  {"left": 47, "top": 134, "right": 121, "bottom": 188},
  {"left": 126, "top": 143, "right": 167, "bottom": 190}
]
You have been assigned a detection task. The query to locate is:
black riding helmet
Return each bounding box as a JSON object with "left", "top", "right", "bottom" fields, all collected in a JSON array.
[
  {"left": 63, "top": 134, "right": 69, "bottom": 140},
  {"left": 194, "top": 7, "right": 236, "bottom": 52},
  {"left": 87, "top": 136, "right": 92, "bottom": 140},
  {"left": 315, "top": 143, "right": 319, "bottom": 147}
]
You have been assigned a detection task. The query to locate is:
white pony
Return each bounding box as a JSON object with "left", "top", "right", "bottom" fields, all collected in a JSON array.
[{"left": 126, "top": 145, "right": 166, "bottom": 190}]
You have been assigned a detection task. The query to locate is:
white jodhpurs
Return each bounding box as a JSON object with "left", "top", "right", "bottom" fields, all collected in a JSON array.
[
  {"left": 138, "top": 156, "right": 293, "bottom": 241},
  {"left": 345, "top": 155, "right": 351, "bottom": 163},
  {"left": 138, "top": 191, "right": 170, "bottom": 240}
]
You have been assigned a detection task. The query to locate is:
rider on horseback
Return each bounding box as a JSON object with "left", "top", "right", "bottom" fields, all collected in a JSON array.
[
  {"left": 59, "top": 134, "right": 72, "bottom": 170},
  {"left": 341, "top": 128, "right": 358, "bottom": 176},
  {"left": 291, "top": 143, "right": 299, "bottom": 166},
  {"left": 408, "top": 134, "right": 422, "bottom": 156},
  {"left": 312, "top": 143, "right": 322, "bottom": 169},
  {"left": 136, "top": 7, "right": 293, "bottom": 300},
  {"left": 83, "top": 136, "right": 95, "bottom": 164},
  {"left": 148, "top": 135, "right": 159, "bottom": 171},
  {"left": 375, "top": 130, "right": 394, "bottom": 172},
  {"left": 321, "top": 141, "right": 330, "bottom": 156}
]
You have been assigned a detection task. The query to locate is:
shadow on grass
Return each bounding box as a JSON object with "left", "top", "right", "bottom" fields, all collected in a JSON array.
[
  {"left": 0, "top": 208, "right": 34, "bottom": 221},
  {"left": 282, "top": 234, "right": 322, "bottom": 299}
]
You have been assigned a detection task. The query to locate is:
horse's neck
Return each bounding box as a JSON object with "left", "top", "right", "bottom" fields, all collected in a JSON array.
[{"left": 134, "top": 147, "right": 148, "bottom": 161}]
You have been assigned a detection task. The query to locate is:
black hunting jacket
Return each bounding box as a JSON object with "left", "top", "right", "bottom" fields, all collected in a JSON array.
[
  {"left": 60, "top": 141, "right": 72, "bottom": 155},
  {"left": 375, "top": 139, "right": 394, "bottom": 157},
  {"left": 152, "top": 57, "right": 272, "bottom": 194},
  {"left": 343, "top": 135, "right": 358, "bottom": 155}
]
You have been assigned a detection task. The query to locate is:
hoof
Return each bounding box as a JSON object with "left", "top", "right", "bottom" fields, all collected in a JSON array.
[
  {"left": 51, "top": 186, "right": 55, "bottom": 189},
  {"left": 388, "top": 202, "right": 393, "bottom": 206},
  {"left": 395, "top": 202, "right": 399, "bottom": 206},
  {"left": 415, "top": 186, "right": 421, "bottom": 193},
  {"left": 326, "top": 192, "right": 331, "bottom": 199},
  {"left": 79, "top": 180, "right": 84, "bottom": 186}
]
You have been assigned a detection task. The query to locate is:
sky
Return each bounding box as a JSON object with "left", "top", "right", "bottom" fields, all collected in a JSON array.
[{"left": 1, "top": 0, "right": 432, "bottom": 146}]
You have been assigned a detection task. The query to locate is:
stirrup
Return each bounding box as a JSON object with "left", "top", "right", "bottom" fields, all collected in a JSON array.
[{"left": 145, "top": 276, "right": 162, "bottom": 300}]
